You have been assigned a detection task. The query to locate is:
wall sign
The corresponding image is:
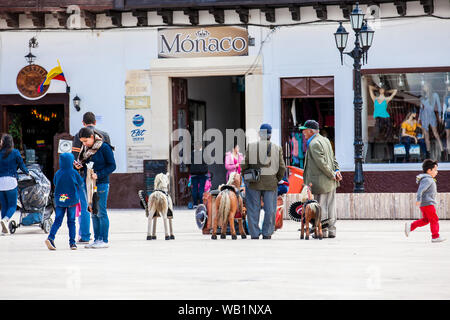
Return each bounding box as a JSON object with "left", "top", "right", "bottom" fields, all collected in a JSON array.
[
  {"left": 16, "top": 65, "right": 49, "bottom": 99},
  {"left": 58, "top": 139, "right": 73, "bottom": 153},
  {"left": 125, "top": 109, "right": 151, "bottom": 146},
  {"left": 158, "top": 26, "right": 249, "bottom": 58}
]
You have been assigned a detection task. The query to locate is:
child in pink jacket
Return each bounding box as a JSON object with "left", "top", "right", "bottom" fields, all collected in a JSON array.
[{"left": 225, "top": 143, "right": 244, "bottom": 182}]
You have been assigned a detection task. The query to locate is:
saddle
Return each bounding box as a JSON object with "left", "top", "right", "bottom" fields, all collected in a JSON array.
[
  {"left": 152, "top": 189, "right": 173, "bottom": 218},
  {"left": 218, "top": 185, "right": 245, "bottom": 219}
]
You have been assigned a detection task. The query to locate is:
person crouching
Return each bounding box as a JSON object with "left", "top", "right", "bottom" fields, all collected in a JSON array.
[{"left": 45, "top": 153, "right": 84, "bottom": 250}]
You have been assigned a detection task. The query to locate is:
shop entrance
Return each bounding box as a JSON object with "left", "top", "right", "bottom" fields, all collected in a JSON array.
[
  {"left": 0, "top": 93, "right": 70, "bottom": 181},
  {"left": 171, "top": 76, "right": 245, "bottom": 205},
  {"left": 281, "top": 76, "right": 335, "bottom": 168}
]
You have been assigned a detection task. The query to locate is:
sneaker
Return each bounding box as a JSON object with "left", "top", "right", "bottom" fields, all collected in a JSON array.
[
  {"left": 262, "top": 235, "right": 271, "bottom": 239},
  {"left": 0, "top": 219, "right": 9, "bottom": 234},
  {"left": 77, "top": 238, "right": 90, "bottom": 244},
  {"left": 404, "top": 222, "right": 411, "bottom": 237},
  {"left": 45, "top": 239, "right": 56, "bottom": 250},
  {"left": 70, "top": 243, "right": 77, "bottom": 250},
  {"left": 432, "top": 237, "right": 447, "bottom": 243},
  {"left": 92, "top": 241, "right": 109, "bottom": 249},
  {"left": 84, "top": 240, "right": 99, "bottom": 249}
]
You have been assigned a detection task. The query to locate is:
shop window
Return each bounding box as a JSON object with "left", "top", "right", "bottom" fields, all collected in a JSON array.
[{"left": 364, "top": 71, "right": 450, "bottom": 163}]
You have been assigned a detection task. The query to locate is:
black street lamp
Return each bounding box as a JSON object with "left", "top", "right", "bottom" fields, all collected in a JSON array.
[{"left": 334, "top": 3, "right": 374, "bottom": 193}]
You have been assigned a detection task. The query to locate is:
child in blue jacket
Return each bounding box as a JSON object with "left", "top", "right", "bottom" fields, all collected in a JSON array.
[{"left": 45, "top": 153, "right": 84, "bottom": 250}]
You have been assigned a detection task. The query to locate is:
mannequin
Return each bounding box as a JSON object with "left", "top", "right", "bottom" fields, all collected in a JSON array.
[
  {"left": 443, "top": 84, "right": 450, "bottom": 156},
  {"left": 419, "top": 82, "right": 442, "bottom": 156},
  {"left": 400, "top": 111, "right": 426, "bottom": 161},
  {"left": 369, "top": 84, "right": 397, "bottom": 140}
]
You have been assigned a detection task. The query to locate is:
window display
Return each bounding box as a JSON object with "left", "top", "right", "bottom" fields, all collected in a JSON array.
[{"left": 364, "top": 71, "right": 450, "bottom": 163}]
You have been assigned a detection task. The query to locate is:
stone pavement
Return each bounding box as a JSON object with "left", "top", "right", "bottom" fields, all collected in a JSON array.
[{"left": 0, "top": 208, "right": 449, "bottom": 300}]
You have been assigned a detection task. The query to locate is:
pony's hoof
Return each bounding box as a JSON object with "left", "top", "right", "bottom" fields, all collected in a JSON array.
[
  {"left": 220, "top": 234, "right": 226, "bottom": 239},
  {"left": 165, "top": 236, "right": 170, "bottom": 240},
  {"left": 241, "top": 234, "right": 247, "bottom": 239},
  {"left": 319, "top": 237, "right": 323, "bottom": 240},
  {"left": 170, "top": 235, "right": 175, "bottom": 240},
  {"left": 300, "top": 235, "right": 304, "bottom": 240},
  {"left": 146, "top": 236, "right": 152, "bottom": 240},
  {"left": 305, "top": 236, "right": 309, "bottom": 240},
  {"left": 211, "top": 235, "right": 217, "bottom": 240},
  {"left": 232, "top": 235, "right": 237, "bottom": 240},
  {"left": 152, "top": 236, "right": 157, "bottom": 240}
]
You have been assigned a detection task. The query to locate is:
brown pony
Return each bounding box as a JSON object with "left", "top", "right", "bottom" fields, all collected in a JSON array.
[
  {"left": 212, "top": 172, "right": 246, "bottom": 240},
  {"left": 299, "top": 184, "right": 323, "bottom": 240}
]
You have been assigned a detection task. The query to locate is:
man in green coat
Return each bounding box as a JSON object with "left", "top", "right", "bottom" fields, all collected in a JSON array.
[
  {"left": 241, "top": 124, "right": 286, "bottom": 239},
  {"left": 300, "top": 120, "right": 342, "bottom": 238}
]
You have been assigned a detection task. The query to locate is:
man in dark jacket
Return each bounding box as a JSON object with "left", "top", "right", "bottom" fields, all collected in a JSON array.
[
  {"left": 241, "top": 123, "right": 286, "bottom": 239},
  {"left": 189, "top": 142, "right": 208, "bottom": 208},
  {"left": 72, "top": 111, "right": 112, "bottom": 244},
  {"left": 72, "top": 112, "right": 112, "bottom": 159}
]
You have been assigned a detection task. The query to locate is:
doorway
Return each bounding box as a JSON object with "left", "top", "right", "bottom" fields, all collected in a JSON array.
[
  {"left": 0, "top": 93, "right": 70, "bottom": 181},
  {"left": 280, "top": 76, "right": 335, "bottom": 168},
  {"left": 171, "top": 76, "right": 245, "bottom": 205}
]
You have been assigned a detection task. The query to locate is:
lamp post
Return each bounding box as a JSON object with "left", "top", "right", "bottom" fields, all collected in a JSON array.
[{"left": 334, "top": 3, "right": 374, "bottom": 193}]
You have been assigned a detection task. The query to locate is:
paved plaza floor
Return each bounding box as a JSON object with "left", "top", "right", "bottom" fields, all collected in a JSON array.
[{"left": 1, "top": 208, "right": 449, "bottom": 300}]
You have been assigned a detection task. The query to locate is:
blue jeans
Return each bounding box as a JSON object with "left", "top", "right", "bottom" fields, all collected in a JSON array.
[
  {"left": 400, "top": 136, "right": 426, "bottom": 160},
  {"left": 191, "top": 174, "right": 207, "bottom": 205},
  {"left": 92, "top": 183, "right": 109, "bottom": 243},
  {"left": 78, "top": 180, "right": 91, "bottom": 241},
  {"left": 0, "top": 188, "right": 18, "bottom": 220},
  {"left": 49, "top": 206, "right": 76, "bottom": 245},
  {"left": 245, "top": 187, "right": 277, "bottom": 238}
]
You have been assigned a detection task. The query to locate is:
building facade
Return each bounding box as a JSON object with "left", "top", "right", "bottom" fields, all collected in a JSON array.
[{"left": 1, "top": 0, "right": 449, "bottom": 207}]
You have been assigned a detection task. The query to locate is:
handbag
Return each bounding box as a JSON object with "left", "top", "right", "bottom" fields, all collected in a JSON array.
[
  {"left": 243, "top": 168, "right": 261, "bottom": 183},
  {"left": 243, "top": 142, "right": 271, "bottom": 183}
]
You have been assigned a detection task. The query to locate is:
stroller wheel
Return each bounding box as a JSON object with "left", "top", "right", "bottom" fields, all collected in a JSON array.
[
  {"left": 42, "top": 219, "right": 53, "bottom": 234},
  {"left": 8, "top": 220, "right": 17, "bottom": 234}
]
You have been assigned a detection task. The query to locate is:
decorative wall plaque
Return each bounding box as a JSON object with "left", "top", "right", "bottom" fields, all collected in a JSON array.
[{"left": 16, "top": 64, "right": 49, "bottom": 99}]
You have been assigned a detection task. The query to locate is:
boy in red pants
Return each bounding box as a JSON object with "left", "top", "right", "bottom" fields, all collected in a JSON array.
[{"left": 405, "top": 159, "right": 446, "bottom": 243}]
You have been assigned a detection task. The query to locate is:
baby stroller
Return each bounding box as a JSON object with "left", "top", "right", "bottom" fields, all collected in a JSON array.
[{"left": 9, "top": 164, "right": 54, "bottom": 234}]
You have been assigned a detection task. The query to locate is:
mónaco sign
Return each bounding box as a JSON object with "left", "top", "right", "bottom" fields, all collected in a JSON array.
[{"left": 158, "top": 26, "right": 248, "bottom": 58}]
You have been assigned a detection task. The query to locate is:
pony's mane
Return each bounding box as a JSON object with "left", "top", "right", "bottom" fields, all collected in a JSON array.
[
  {"left": 227, "top": 172, "right": 240, "bottom": 187},
  {"left": 299, "top": 185, "right": 310, "bottom": 203},
  {"left": 154, "top": 173, "right": 169, "bottom": 192}
]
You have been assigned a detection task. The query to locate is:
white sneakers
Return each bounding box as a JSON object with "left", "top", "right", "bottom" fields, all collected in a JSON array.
[
  {"left": 404, "top": 222, "right": 411, "bottom": 237},
  {"left": 85, "top": 240, "right": 109, "bottom": 249},
  {"left": 405, "top": 222, "right": 446, "bottom": 243},
  {"left": 0, "top": 218, "right": 9, "bottom": 235}
]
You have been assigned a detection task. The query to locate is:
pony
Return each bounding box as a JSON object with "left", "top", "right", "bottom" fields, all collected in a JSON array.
[
  {"left": 299, "top": 184, "right": 323, "bottom": 240},
  {"left": 146, "top": 173, "right": 174, "bottom": 240},
  {"left": 212, "top": 172, "right": 246, "bottom": 240}
]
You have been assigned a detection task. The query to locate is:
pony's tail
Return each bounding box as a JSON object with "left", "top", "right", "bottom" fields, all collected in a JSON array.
[
  {"left": 314, "top": 203, "right": 322, "bottom": 229},
  {"left": 218, "top": 191, "right": 231, "bottom": 226}
]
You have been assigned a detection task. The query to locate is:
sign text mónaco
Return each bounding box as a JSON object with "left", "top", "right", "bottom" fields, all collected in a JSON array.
[{"left": 158, "top": 27, "right": 249, "bottom": 58}]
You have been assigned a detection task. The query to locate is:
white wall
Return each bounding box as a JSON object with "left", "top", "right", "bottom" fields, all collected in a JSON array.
[
  {"left": 0, "top": 28, "right": 159, "bottom": 173},
  {"left": 261, "top": 0, "right": 450, "bottom": 171},
  {"left": 1, "top": 0, "right": 449, "bottom": 173}
]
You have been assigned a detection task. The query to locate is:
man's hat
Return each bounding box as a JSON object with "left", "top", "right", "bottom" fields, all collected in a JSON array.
[
  {"left": 259, "top": 123, "right": 272, "bottom": 134},
  {"left": 299, "top": 120, "right": 319, "bottom": 130}
]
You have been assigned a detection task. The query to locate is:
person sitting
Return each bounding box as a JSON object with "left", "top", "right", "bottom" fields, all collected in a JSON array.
[{"left": 400, "top": 112, "right": 426, "bottom": 162}]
